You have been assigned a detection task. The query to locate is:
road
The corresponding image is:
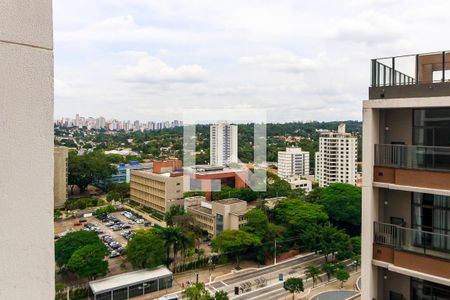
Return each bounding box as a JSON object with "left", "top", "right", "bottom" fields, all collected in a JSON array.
[{"left": 172, "top": 252, "right": 329, "bottom": 300}]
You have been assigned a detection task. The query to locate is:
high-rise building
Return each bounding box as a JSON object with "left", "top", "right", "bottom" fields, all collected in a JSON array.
[
  {"left": 210, "top": 122, "right": 238, "bottom": 166},
  {"left": 54, "top": 147, "right": 68, "bottom": 209},
  {"left": 315, "top": 123, "right": 357, "bottom": 187},
  {"left": 277, "top": 147, "right": 310, "bottom": 179},
  {"left": 362, "top": 51, "right": 450, "bottom": 299}
]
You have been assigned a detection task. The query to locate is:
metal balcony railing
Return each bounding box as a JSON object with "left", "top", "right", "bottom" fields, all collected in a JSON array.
[
  {"left": 374, "top": 144, "right": 450, "bottom": 171},
  {"left": 371, "top": 50, "right": 450, "bottom": 87},
  {"left": 374, "top": 222, "right": 450, "bottom": 261}
]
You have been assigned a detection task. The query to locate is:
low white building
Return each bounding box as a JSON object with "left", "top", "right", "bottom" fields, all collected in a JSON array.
[{"left": 286, "top": 178, "right": 313, "bottom": 193}]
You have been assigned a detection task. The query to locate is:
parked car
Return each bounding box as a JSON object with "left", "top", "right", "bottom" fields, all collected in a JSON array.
[{"left": 109, "top": 251, "right": 120, "bottom": 258}]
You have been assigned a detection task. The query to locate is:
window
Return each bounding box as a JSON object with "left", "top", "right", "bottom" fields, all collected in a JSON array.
[
  {"left": 113, "top": 288, "right": 128, "bottom": 300},
  {"left": 412, "top": 278, "right": 450, "bottom": 300},
  {"left": 129, "top": 283, "right": 144, "bottom": 298},
  {"left": 95, "top": 291, "right": 112, "bottom": 300},
  {"left": 412, "top": 193, "right": 450, "bottom": 252}
]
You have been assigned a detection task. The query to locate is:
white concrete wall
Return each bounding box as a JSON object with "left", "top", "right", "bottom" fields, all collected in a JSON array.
[
  {"left": 0, "top": 1, "right": 54, "bottom": 299},
  {"left": 361, "top": 105, "right": 380, "bottom": 300}
]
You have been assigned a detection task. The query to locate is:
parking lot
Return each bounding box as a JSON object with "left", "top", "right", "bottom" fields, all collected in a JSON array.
[{"left": 55, "top": 210, "right": 153, "bottom": 262}]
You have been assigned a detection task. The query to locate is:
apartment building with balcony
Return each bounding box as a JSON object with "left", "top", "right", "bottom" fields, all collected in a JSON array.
[
  {"left": 315, "top": 123, "right": 358, "bottom": 187},
  {"left": 362, "top": 51, "right": 450, "bottom": 300},
  {"left": 277, "top": 147, "right": 310, "bottom": 179}
]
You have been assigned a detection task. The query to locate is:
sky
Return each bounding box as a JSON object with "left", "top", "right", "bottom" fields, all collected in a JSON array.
[{"left": 54, "top": 0, "right": 450, "bottom": 123}]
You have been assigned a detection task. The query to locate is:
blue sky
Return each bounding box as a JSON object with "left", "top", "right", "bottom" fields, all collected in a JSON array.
[{"left": 54, "top": 0, "right": 450, "bottom": 122}]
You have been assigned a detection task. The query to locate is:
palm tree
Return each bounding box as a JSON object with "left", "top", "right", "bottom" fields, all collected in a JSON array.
[
  {"left": 305, "top": 264, "right": 321, "bottom": 288},
  {"left": 157, "top": 226, "right": 193, "bottom": 272}
]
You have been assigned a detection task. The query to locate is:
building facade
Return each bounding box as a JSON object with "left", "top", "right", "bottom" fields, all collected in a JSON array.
[
  {"left": 54, "top": 146, "right": 69, "bottom": 209},
  {"left": 186, "top": 198, "right": 248, "bottom": 237},
  {"left": 362, "top": 51, "right": 450, "bottom": 299},
  {"left": 129, "top": 170, "right": 184, "bottom": 216},
  {"left": 315, "top": 123, "right": 357, "bottom": 187},
  {"left": 210, "top": 122, "right": 238, "bottom": 166},
  {"left": 277, "top": 147, "right": 310, "bottom": 179},
  {"left": 286, "top": 178, "right": 312, "bottom": 193},
  {"left": 0, "top": 1, "right": 55, "bottom": 298}
]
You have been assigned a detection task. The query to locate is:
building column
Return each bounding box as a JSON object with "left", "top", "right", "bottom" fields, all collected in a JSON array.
[
  {"left": 0, "top": 1, "right": 54, "bottom": 299},
  {"left": 361, "top": 106, "right": 380, "bottom": 300}
]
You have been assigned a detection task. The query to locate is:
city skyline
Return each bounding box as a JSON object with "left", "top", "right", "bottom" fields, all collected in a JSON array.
[{"left": 53, "top": 0, "right": 450, "bottom": 123}]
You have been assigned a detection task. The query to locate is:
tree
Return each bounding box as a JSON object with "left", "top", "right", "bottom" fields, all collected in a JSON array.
[
  {"left": 274, "top": 198, "right": 328, "bottom": 233},
  {"left": 336, "top": 269, "right": 350, "bottom": 288},
  {"left": 321, "top": 263, "right": 336, "bottom": 281},
  {"left": 213, "top": 290, "right": 229, "bottom": 300},
  {"left": 317, "top": 183, "right": 361, "bottom": 234},
  {"left": 125, "top": 229, "right": 166, "bottom": 269},
  {"left": 352, "top": 254, "right": 361, "bottom": 271},
  {"left": 107, "top": 182, "right": 130, "bottom": 201},
  {"left": 67, "top": 243, "right": 108, "bottom": 279},
  {"left": 68, "top": 151, "right": 116, "bottom": 193},
  {"left": 211, "top": 230, "right": 261, "bottom": 268},
  {"left": 95, "top": 205, "right": 115, "bottom": 216},
  {"left": 242, "top": 209, "right": 269, "bottom": 238},
  {"left": 305, "top": 264, "right": 321, "bottom": 288},
  {"left": 315, "top": 223, "right": 351, "bottom": 262},
  {"left": 55, "top": 230, "right": 104, "bottom": 267},
  {"left": 166, "top": 205, "right": 186, "bottom": 226},
  {"left": 157, "top": 226, "right": 193, "bottom": 272},
  {"left": 106, "top": 191, "right": 120, "bottom": 202},
  {"left": 182, "top": 283, "right": 211, "bottom": 300},
  {"left": 283, "top": 277, "right": 304, "bottom": 300}
]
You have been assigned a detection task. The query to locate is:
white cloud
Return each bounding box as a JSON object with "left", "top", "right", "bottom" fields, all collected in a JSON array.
[
  {"left": 53, "top": 0, "right": 450, "bottom": 122},
  {"left": 116, "top": 52, "right": 208, "bottom": 83},
  {"left": 238, "top": 54, "right": 319, "bottom": 73}
]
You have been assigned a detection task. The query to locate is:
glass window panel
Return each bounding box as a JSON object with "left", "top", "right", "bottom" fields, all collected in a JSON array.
[
  {"left": 113, "top": 288, "right": 128, "bottom": 300},
  {"left": 129, "top": 283, "right": 144, "bottom": 298},
  {"left": 95, "top": 291, "right": 112, "bottom": 300}
]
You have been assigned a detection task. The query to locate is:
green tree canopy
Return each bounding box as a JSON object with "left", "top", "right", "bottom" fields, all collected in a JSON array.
[
  {"left": 305, "top": 264, "right": 322, "bottom": 287},
  {"left": 336, "top": 269, "right": 350, "bottom": 288},
  {"left": 55, "top": 230, "right": 104, "bottom": 267},
  {"left": 321, "top": 263, "right": 336, "bottom": 281},
  {"left": 156, "top": 226, "right": 194, "bottom": 272},
  {"left": 283, "top": 277, "right": 304, "bottom": 300},
  {"left": 274, "top": 198, "right": 328, "bottom": 236},
  {"left": 182, "top": 283, "right": 211, "bottom": 300},
  {"left": 67, "top": 243, "right": 108, "bottom": 279},
  {"left": 317, "top": 183, "right": 361, "bottom": 229},
  {"left": 68, "top": 151, "right": 117, "bottom": 193},
  {"left": 211, "top": 230, "right": 261, "bottom": 268},
  {"left": 242, "top": 209, "right": 269, "bottom": 238},
  {"left": 107, "top": 182, "right": 130, "bottom": 201},
  {"left": 125, "top": 229, "right": 166, "bottom": 269}
]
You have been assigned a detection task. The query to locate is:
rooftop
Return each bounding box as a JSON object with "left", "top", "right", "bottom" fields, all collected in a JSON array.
[
  {"left": 187, "top": 204, "right": 212, "bottom": 215},
  {"left": 89, "top": 266, "right": 172, "bottom": 294},
  {"left": 214, "top": 198, "right": 244, "bottom": 205},
  {"left": 370, "top": 50, "right": 450, "bottom": 99}
]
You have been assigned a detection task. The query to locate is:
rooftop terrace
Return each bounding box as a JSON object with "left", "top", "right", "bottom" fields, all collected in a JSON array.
[{"left": 370, "top": 50, "right": 450, "bottom": 99}]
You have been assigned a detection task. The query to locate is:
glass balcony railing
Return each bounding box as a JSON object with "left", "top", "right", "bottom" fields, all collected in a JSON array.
[
  {"left": 371, "top": 51, "right": 450, "bottom": 87},
  {"left": 374, "top": 144, "right": 450, "bottom": 171},
  {"left": 374, "top": 222, "right": 450, "bottom": 261}
]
